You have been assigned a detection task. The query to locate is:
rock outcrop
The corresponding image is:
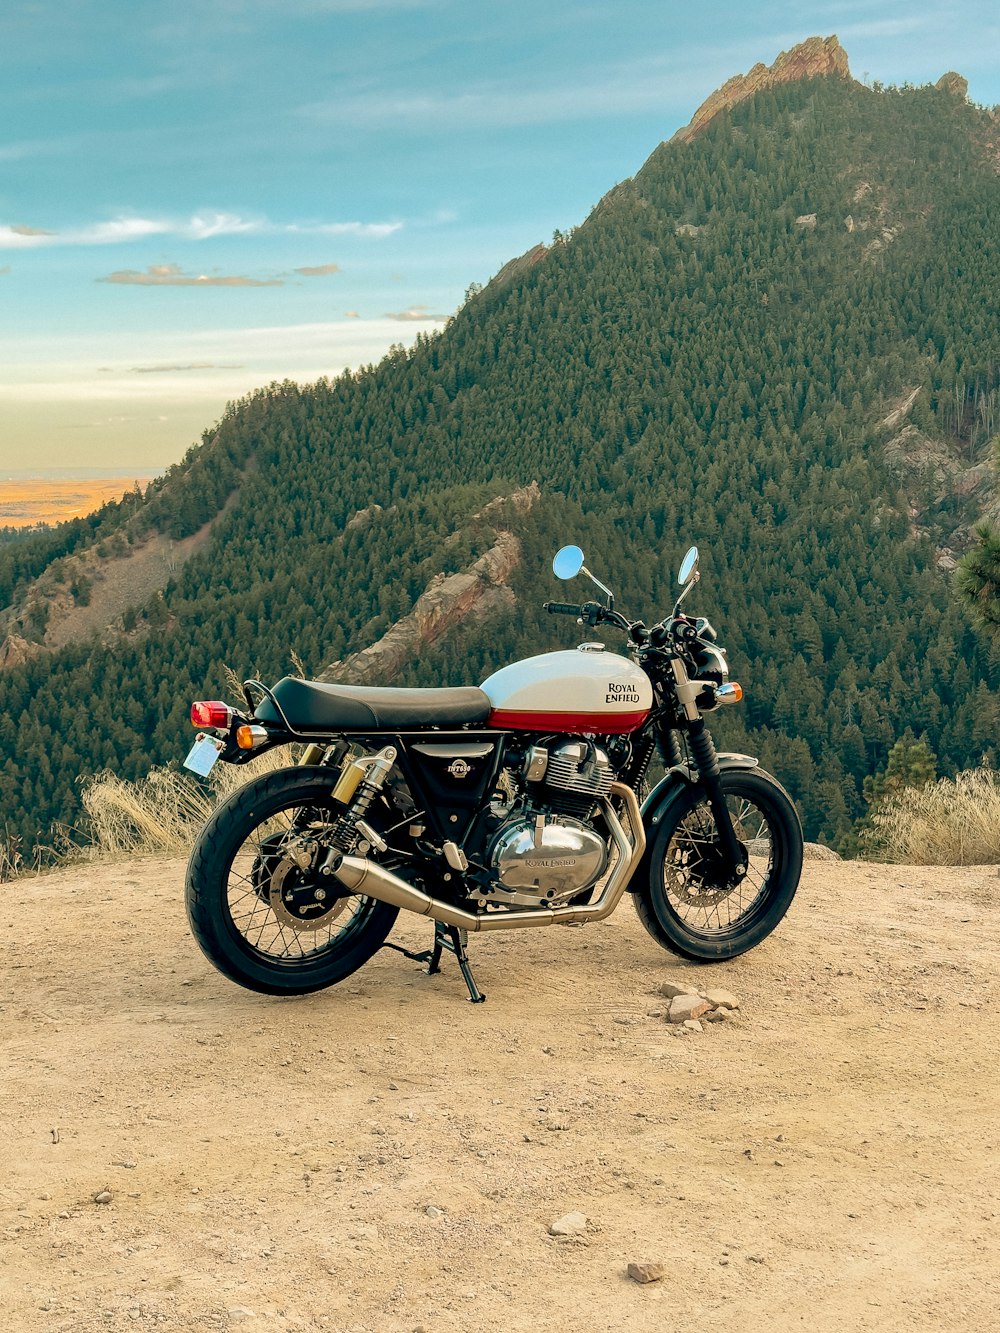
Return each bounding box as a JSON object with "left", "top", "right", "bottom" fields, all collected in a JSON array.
[
  {"left": 0, "top": 633, "right": 42, "bottom": 669},
  {"left": 487, "top": 244, "right": 549, "bottom": 295},
  {"left": 936, "top": 71, "right": 969, "bottom": 98},
  {"left": 672, "top": 35, "right": 852, "bottom": 144},
  {"left": 318, "top": 483, "right": 539, "bottom": 687}
]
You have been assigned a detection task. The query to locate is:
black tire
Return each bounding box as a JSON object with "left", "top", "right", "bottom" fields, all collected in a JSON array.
[
  {"left": 634, "top": 768, "right": 802, "bottom": 962},
  {"left": 185, "top": 766, "right": 399, "bottom": 996}
]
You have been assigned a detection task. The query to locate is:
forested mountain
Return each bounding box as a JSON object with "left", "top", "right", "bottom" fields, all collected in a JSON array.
[{"left": 3, "top": 40, "right": 1000, "bottom": 860}]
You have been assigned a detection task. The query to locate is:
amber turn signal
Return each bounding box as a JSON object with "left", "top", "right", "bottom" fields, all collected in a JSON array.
[
  {"left": 715, "top": 682, "right": 743, "bottom": 705},
  {"left": 236, "top": 724, "right": 268, "bottom": 750}
]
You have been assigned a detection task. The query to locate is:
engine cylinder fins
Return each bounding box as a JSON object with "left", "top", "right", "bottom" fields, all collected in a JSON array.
[{"left": 542, "top": 741, "right": 614, "bottom": 799}]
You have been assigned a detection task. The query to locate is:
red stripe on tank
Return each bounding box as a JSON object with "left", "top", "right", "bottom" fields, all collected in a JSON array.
[{"left": 487, "top": 708, "right": 649, "bottom": 734}]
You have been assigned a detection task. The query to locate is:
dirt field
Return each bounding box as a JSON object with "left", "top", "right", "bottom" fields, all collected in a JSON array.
[{"left": 2, "top": 854, "right": 998, "bottom": 1332}]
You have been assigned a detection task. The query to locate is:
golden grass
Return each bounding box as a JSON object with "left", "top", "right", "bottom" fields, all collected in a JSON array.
[
  {"left": 80, "top": 751, "right": 291, "bottom": 859},
  {"left": 861, "top": 767, "right": 1000, "bottom": 865}
]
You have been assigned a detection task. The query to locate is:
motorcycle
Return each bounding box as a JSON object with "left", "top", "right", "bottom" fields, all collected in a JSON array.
[{"left": 183, "top": 544, "right": 803, "bottom": 1002}]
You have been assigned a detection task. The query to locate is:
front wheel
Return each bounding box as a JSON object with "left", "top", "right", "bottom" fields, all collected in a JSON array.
[
  {"left": 634, "top": 768, "right": 802, "bottom": 961},
  {"left": 185, "top": 766, "right": 399, "bottom": 995}
]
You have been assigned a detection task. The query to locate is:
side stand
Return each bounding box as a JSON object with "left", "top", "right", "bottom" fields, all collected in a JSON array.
[{"left": 427, "top": 923, "right": 486, "bottom": 1004}]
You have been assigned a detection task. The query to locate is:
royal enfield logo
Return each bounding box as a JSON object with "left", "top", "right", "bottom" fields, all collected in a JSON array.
[
  {"left": 606, "top": 680, "right": 641, "bottom": 705},
  {"left": 447, "top": 758, "right": 472, "bottom": 779}
]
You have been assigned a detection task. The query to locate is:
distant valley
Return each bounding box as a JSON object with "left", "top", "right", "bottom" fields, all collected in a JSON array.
[{"left": 0, "top": 477, "right": 151, "bottom": 530}]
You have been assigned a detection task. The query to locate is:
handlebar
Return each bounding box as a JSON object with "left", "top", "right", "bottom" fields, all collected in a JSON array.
[{"left": 543, "top": 601, "right": 583, "bottom": 617}]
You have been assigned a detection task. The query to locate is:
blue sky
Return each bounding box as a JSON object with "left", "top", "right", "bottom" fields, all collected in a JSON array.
[{"left": 1, "top": 0, "right": 998, "bottom": 476}]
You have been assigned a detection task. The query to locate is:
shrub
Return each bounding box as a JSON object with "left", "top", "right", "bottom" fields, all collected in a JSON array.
[{"left": 860, "top": 767, "right": 1000, "bottom": 865}]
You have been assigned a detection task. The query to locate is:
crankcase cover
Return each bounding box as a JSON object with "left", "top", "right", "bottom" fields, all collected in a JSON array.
[
  {"left": 489, "top": 816, "right": 609, "bottom": 897},
  {"left": 481, "top": 649, "right": 652, "bottom": 734}
]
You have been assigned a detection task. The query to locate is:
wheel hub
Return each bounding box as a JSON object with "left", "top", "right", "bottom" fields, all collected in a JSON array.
[
  {"left": 668, "top": 835, "right": 749, "bottom": 905},
  {"left": 251, "top": 834, "right": 350, "bottom": 933}
]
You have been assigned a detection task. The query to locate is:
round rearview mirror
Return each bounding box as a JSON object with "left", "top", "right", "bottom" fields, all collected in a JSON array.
[
  {"left": 678, "top": 545, "right": 699, "bottom": 585},
  {"left": 552, "top": 545, "right": 585, "bottom": 581}
]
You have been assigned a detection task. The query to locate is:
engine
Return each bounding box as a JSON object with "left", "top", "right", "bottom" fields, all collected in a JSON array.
[{"left": 478, "top": 741, "right": 615, "bottom": 908}]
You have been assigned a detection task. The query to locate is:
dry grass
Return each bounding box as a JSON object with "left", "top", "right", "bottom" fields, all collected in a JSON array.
[
  {"left": 80, "top": 750, "right": 291, "bottom": 859},
  {"left": 861, "top": 767, "right": 1000, "bottom": 865}
]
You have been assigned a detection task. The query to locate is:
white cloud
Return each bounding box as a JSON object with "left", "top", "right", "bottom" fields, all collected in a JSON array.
[
  {"left": 0, "top": 212, "right": 402, "bottom": 249},
  {"left": 384, "top": 304, "right": 448, "bottom": 321}
]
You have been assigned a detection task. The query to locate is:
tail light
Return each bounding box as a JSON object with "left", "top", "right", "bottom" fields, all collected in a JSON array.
[{"left": 191, "top": 701, "right": 233, "bottom": 728}]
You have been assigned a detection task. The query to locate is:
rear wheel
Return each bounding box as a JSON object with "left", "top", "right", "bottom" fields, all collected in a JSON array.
[
  {"left": 634, "top": 768, "right": 802, "bottom": 961},
  {"left": 185, "top": 766, "right": 399, "bottom": 995}
]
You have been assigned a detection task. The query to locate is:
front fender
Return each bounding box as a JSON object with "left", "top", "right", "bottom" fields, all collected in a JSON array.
[
  {"left": 625, "top": 752, "right": 759, "bottom": 894},
  {"left": 639, "top": 752, "right": 760, "bottom": 831}
]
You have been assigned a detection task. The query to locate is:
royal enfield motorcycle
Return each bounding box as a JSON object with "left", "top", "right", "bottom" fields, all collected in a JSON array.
[{"left": 183, "top": 545, "right": 803, "bottom": 1002}]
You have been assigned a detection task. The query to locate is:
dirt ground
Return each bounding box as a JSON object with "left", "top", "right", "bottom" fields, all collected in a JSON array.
[{"left": 2, "top": 854, "right": 998, "bottom": 1333}]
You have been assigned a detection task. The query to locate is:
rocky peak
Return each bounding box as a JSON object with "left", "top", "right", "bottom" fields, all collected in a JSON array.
[
  {"left": 672, "top": 35, "right": 852, "bottom": 144},
  {"left": 935, "top": 71, "right": 969, "bottom": 98}
]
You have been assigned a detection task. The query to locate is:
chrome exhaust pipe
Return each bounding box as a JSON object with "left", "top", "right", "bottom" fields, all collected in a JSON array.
[{"left": 332, "top": 782, "right": 645, "bottom": 933}]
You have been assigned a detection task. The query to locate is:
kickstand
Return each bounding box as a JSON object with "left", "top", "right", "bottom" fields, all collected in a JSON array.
[
  {"left": 428, "top": 922, "right": 486, "bottom": 1003},
  {"left": 379, "top": 923, "right": 486, "bottom": 1003}
]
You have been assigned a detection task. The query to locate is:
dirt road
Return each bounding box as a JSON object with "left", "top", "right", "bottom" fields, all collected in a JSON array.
[{"left": 2, "top": 856, "right": 998, "bottom": 1332}]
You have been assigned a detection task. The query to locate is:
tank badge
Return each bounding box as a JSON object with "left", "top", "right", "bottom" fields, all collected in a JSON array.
[
  {"left": 448, "top": 758, "right": 473, "bottom": 778},
  {"left": 606, "top": 681, "right": 641, "bottom": 705}
]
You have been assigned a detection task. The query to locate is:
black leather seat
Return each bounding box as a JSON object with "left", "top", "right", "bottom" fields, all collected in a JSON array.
[{"left": 255, "top": 675, "right": 493, "bottom": 731}]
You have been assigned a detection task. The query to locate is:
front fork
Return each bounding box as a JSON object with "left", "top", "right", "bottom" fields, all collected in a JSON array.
[{"left": 667, "top": 658, "right": 747, "bottom": 882}]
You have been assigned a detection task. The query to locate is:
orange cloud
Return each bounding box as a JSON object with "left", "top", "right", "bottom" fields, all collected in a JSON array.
[{"left": 99, "top": 263, "right": 283, "bottom": 288}]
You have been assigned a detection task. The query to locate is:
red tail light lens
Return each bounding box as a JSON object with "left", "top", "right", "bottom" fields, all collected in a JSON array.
[{"left": 191, "top": 701, "right": 233, "bottom": 728}]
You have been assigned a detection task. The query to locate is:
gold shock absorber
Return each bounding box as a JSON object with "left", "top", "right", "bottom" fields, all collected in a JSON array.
[
  {"left": 332, "top": 745, "right": 398, "bottom": 810},
  {"left": 332, "top": 754, "right": 368, "bottom": 803}
]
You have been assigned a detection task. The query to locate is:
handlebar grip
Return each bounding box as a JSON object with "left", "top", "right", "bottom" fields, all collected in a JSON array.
[{"left": 543, "top": 601, "right": 583, "bottom": 616}]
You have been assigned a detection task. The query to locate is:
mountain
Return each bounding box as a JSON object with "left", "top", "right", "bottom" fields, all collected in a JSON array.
[{"left": 3, "top": 37, "right": 1000, "bottom": 861}]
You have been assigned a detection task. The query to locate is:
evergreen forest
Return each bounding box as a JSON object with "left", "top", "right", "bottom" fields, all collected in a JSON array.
[{"left": 3, "top": 70, "right": 1000, "bottom": 859}]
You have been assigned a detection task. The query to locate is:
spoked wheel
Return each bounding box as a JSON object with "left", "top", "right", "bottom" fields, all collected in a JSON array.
[
  {"left": 186, "top": 767, "right": 398, "bottom": 995},
  {"left": 634, "top": 768, "right": 802, "bottom": 961}
]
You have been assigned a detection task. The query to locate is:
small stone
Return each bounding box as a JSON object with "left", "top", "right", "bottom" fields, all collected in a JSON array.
[
  {"left": 646, "top": 1008, "right": 666, "bottom": 1018},
  {"left": 703, "top": 989, "right": 739, "bottom": 1011},
  {"left": 627, "top": 1261, "right": 664, "bottom": 1284},
  {"left": 388, "top": 1082, "right": 399, "bottom": 1091},
  {"left": 704, "top": 1008, "right": 727, "bottom": 1023},
  {"left": 658, "top": 981, "right": 695, "bottom": 999},
  {"left": 668, "top": 995, "right": 711, "bottom": 1023},
  {"left": 773, "top": 1159, "right": 785, "bottom": 1167},
  {"left": 549, "top": 1210, "right": 587, "bottom": 1236},
  {"left": 93, "top": 1190, "right": 112, "bottom": 1205},
  {"left": 682, "top": 1019, "right": 703, "bottom": 1033},
  {"left": 424, "top": 1205, "right": 444, "bottom": 1219},
  {"left": 227, "top": 1310, "right": 255, "bottom": 1323}
]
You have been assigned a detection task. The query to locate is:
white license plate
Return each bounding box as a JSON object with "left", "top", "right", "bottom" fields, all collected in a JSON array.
[{"left": 183, "top": 734, "right": 225, "bottom": 777}]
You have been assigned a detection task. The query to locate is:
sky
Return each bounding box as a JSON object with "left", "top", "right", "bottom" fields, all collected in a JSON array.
[{"left": 1, "top": 0, "right": 998, "bottom": 478}]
